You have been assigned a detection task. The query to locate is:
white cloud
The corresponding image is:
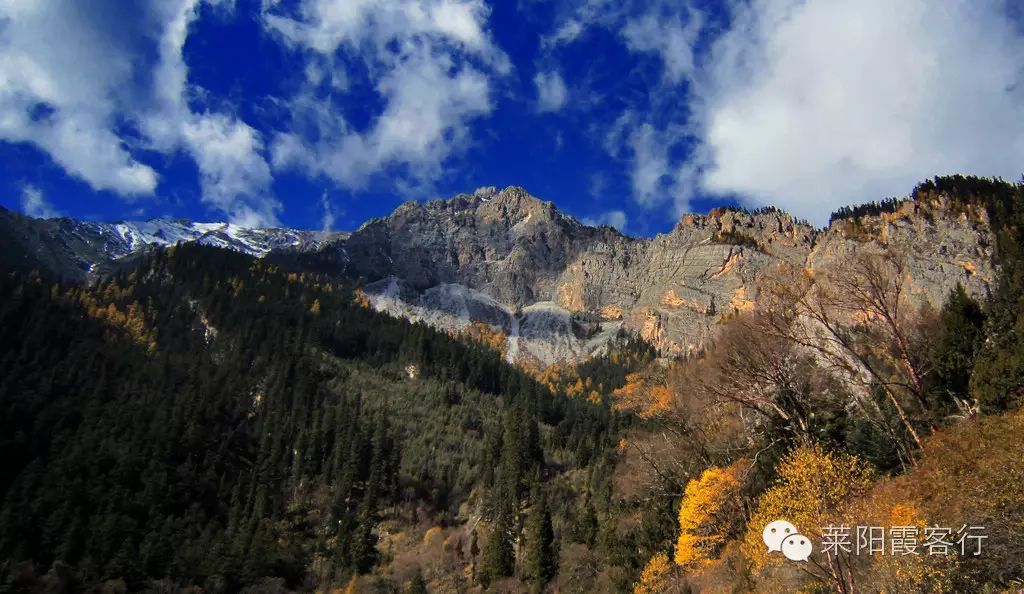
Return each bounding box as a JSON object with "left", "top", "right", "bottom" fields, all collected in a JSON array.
[
  {"left": 20, "top": 185, "right": 58, "bottom": 219},
  {"left": 583, "top": 209, "right": 628, "bottom": 232},
  {"left": 0, "top": 3, "right": 158, "bottom": 196},
  {"left": 534, "top": 70, "right": 568, "bottom": 112},
  {"left": 0, "top": 1, "right": 278, "bottom": 225},
  {"left": 605, "top": 111, "right": 693, "bottom": 213},
  {"left": 319, "top": 191, "right": 338, "bottom": 232},
  {"left": 582, "top": 0, "right": 1024, "bottom": 225},
  {"left": 144, "top": 0, "right": 279, "bottom": 226},
  {"left": 540, "top": 0, "right": 614, "bottom": 49},
  {"left": 263, "top": 0, "right": 506, "bottom": 190},
  {"left": 549, "top": 0, "right": 1024, "bottom": 226},
  {"left": 621, "top": 8, "right": 702, "bottom": 84},
  {"left": 180, "top": 114, "right": 276, "bottom": 227},
  {"left": 624, "top": 123, "right": 670, "bottom": 207},
  {"left": 694, "top": 0, "right": 1024, "bottom": 224}
]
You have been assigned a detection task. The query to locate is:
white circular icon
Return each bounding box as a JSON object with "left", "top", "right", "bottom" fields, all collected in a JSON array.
[
  {"left": 781, "top": 533, "right": 813, "bottom": 561},
  {"left": 762, "top": 519, "right": 798, "bottom": 552}
]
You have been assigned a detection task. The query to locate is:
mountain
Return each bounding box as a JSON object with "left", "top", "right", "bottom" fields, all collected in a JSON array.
[
  {"left": 2, "top": 176, "right": 1023, "bottom": 593},
  {"left": 0, "top": 244, "right": 611, "bottom": 592},
  {"left": 0, "top": 184, "right": 997, "bottom": 366},
  {"left": 343, "top": 186, "right": 995, "bottom": 365},
  {"left": 0, "top": 205, "right": 344, "bottom": 280}
]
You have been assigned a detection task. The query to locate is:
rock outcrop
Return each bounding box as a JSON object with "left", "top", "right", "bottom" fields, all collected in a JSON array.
[{"left": 343, "top": 187, "right": 995, "bottom": 364}]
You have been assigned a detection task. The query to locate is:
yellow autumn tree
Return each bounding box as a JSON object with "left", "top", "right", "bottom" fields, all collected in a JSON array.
[
  {"left": 463, "top": 322, "right": 507, "bottom": 357},
  {"left": 613, "top": 372, "right": 673, "bottom": 418},
  {"left": 744, "top": 444, "right": 874, "bottom": 571},
  {"left": 675, "top": 462, "right": 745, "bottom": 567},
  {"left": 634, "top": 552, "right": 671, "bottom": 594}
]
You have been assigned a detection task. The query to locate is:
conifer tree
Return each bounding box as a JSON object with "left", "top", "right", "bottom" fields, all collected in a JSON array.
[
  {"left": 522, "top": 494, "right": 557, "bottom": 586},
  {"left": 928, "top": 284, "right": 985, "bottom": 414}
]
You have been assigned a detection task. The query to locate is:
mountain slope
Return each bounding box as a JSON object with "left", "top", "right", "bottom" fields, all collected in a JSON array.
[
  {"left": 0, "top": 182, "right": 998, "bottom": 365},
  {"left": 0, "top": 244, "right": 612, "bottom": 591}
]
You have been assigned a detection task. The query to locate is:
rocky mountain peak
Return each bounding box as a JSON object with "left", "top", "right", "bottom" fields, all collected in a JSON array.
[{"left": 1, "top": 183, "right": 1000, "bottom": 366}]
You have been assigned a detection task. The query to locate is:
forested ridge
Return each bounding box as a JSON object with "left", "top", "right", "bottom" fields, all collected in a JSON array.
[{"left": 0, "top": 245, "right": 625, "bottom": 592}]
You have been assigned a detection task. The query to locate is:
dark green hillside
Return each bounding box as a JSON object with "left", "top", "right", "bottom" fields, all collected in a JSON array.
[{"left": 0, "top": 245, "right": 616, "bottom": 592}]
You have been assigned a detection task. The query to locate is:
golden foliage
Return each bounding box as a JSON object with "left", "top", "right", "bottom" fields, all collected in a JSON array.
[
  {"left": 80, "top": 292, "right": 158, "bottom": 352},
  {"left": 461, "top": 322, "right": 507, "bottom": 358},
  {"left": 675, "top": 463, "right": 744, "bottom": 567},
  {"left": 843, "top": 484, "right": 956, "bottom": 593},
  {"left": 613, "top": 372, "right": 672, "bottom": 418},
  {"left": 744, "top": 444, "right": 874, "bottom": 570},
  {"left": 634, "top": 552, "right": 671, "bottom": 594}
]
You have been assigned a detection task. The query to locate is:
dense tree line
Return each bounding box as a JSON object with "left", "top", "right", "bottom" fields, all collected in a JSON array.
[
  {"left": 829, "top": 196, "right": 904, "bottom": 223},
  {"left": 0, "top": 244, "right": 614, "bottom": 591}
]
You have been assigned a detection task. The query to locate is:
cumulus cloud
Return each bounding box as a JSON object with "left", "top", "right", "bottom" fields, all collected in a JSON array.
[
  {"left": 20, "top": 185, "right": 59, "bottom": 219},
  {"left": 0, "top": 2, "right": 158, "bottom": 196},
  {"left": 263, "top": 0, "right": 507, "bottom": 190},
  {"left": 552, "top": 0, "right": 1024, "bottom": 225},
  {"left": 695, "top": 0, "right": 1024, "bottom": 224},
  {"left": 534, "top": 70, "right": 568, "bottom": 112},
  {"left": 144, "top": 0, "right": 279, "bottom": 226},
  {"left": 0, "top": 0, "right": 278, "bottom": 225}
]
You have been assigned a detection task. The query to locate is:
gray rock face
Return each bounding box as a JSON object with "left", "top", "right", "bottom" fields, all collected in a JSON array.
[
  {"left": 347, "top": 187, "right": 996, "bottom": 363},
  {"left": 1, "top": 186, "right": 996, "bottom": 365}
]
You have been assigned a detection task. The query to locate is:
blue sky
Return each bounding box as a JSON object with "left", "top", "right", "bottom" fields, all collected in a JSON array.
[{"left": 1, "top": 0, "right": 1023, "bottom": 236}]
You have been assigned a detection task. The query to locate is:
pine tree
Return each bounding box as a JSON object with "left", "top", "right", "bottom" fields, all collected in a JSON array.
[
  {"left": 971, "top": 182, "right": 1024, "bottom": 412},
  {"left": 928, "top": 284, "right": 985, "bottom": 414},
  {"left": 522, "top": 494, "right": 557, "bottom": 586},
  {"left": 480, "top": 501, "right": 515, "bottom": 582},
  {"left": 571, "top": 499, "right": 598, "bottom": 546}
]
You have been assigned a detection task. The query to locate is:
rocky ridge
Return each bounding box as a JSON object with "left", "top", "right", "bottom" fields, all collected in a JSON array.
[
  {"left": 344, "top": 187, "right": 995, "bottom": 364},
  {"left": 0, "top": 187, "right": 996, "bottom": 365}
]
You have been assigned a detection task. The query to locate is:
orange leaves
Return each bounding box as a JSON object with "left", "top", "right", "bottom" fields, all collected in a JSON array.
[
  {"left": 744, "top": 444, "right": 874, "bottom": 571},
  {"left": 461, "top": 322, "right": 508, "bottom": 358},
  {"left": 612, "top": 372, "right": 673, "bottom": 418},
  {"left": 675, "top": 463, "right": 745, "bottom": 567},
  {"left": 83, "top": 295, "right": 157, "bottom": 351},
  {"left": 353, "top": 289, "right": 371, "bottom": 308},
  {"left": 634, "top": 552, "right": 672, "bottom": 594}
]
